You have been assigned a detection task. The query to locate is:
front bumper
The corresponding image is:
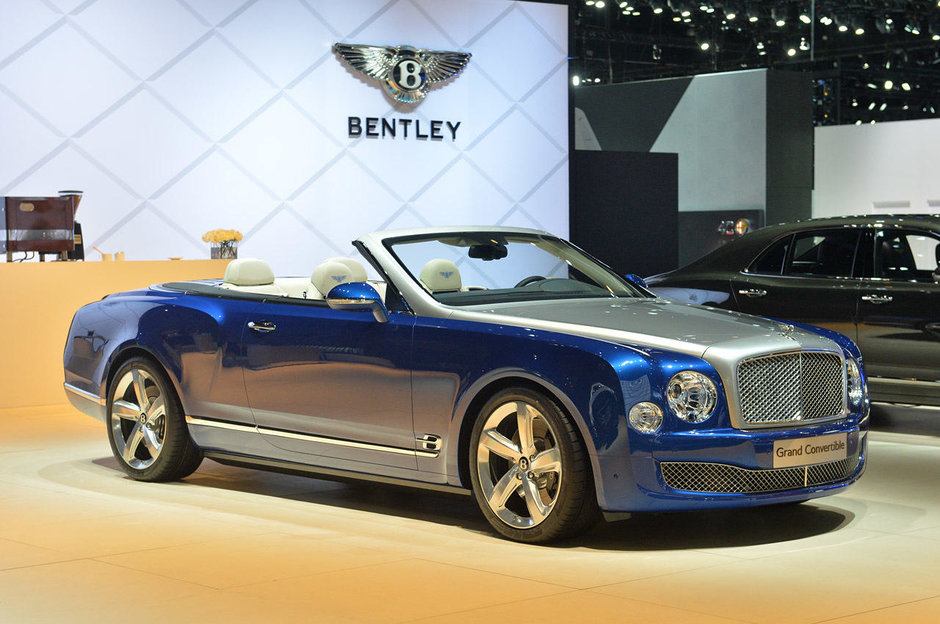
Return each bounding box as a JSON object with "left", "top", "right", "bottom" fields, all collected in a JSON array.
[{"left": 596, "top": 419, "right": 867, "bottom": 513}]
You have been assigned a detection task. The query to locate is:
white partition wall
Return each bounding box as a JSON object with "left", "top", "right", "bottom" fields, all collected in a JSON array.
[
  {"left": 814, "top": 118, "right": 940, "bottom": 218},
  {"left": 0, "top": 0, "right": 569, "bottom": 274}
]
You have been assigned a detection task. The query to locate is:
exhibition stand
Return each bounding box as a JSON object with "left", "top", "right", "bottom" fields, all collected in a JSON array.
[{"left": 0, "top": 259, "right": 228, "bottom": 409}]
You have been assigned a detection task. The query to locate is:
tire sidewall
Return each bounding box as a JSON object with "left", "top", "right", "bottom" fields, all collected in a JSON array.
[
  {"left": 106, "top": 356, "right": 188, "bottom": 481},
  {"left": 468, "top": 387, "right": 589, "bottom": 543}
]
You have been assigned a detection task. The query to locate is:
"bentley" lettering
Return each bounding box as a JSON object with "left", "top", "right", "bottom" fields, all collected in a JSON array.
[{"left": 348, "top": 116, "right": 461, "bottom": 141}]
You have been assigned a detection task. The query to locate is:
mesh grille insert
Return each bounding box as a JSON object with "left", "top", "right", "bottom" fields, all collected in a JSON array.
[
  {"left": 661, "top": 453, "right": 860, "bottom": 494},
  {"left": 737, "top": 352, "right": 845, "bottom": 425}
]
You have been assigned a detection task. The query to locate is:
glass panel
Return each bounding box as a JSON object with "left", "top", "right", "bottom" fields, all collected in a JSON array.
[
  {"left": 785, "top": 230, "right": 859, "bottom": 278},
  {"left": 387, "top": 232, "right": 645, "bottom": 306},
  {"left": 877, "top": 230, "right": 940, "bottom": 281},
  {"left": 748, "top": 236, "right": 791, "bottom": 275}
]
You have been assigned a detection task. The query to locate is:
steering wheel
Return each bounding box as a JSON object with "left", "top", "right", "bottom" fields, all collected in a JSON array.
[{"left": 514, "top": 275, "right": 547, "bottom": 288}]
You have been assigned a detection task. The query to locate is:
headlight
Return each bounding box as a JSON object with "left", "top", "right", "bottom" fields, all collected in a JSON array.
[
  {"left": 666, "top": 371, "right": 718, "bottom": 423},
  {"left": 846, "top": 359, "right": 865, "bottom": 409},
  {"left": 628, "top": 402, "right": 663, "bottom": 433}
]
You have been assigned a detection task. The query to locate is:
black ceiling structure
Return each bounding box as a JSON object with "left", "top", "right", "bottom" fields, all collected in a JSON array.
[{"left": 573, "top": 0, "right": 940, "bottom": 125}]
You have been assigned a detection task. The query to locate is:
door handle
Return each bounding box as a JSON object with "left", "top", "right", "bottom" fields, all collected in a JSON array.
[
  {"left": 861, "top": 294, "right": 893, "bottom": 304},
  {"left": 248, "top": 320, "right": 276, "bottom": 333},
  {"left": 737, "top": 288, "right": 767, "bottom": 298}
]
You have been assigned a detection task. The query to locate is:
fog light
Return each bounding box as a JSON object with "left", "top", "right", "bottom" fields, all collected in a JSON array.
[{"left": 629, "top": 402, "right": 663, "bottom": 433}]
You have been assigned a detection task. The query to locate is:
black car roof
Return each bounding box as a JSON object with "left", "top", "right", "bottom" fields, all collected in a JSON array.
[{"left": 677, "top": 214, "right": 940, "bottom": 273}]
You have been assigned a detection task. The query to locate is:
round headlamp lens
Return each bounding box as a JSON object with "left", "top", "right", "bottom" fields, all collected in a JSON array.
[
  {"left": 846, "top": 359, "right": 864, "bottom": 408},
  {"left": 666, "top": 370, "right": 718, "bottom": 423},
  {"left": 628, "top": 402, "right": 663, "bottom": 433}
]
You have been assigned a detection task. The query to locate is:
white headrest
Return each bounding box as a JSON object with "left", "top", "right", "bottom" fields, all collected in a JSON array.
[
  {"left": 224, "top": 258, "right": 275, "bottom": 286},
  {"left": 312, "top": 260, "right": 357, "bottom": 296},
  {"left": 324, "top": 257, "right": 367, "bottom": 283},
  {"left": 420, "top": 258, "right": 462, "bottom": 293}
]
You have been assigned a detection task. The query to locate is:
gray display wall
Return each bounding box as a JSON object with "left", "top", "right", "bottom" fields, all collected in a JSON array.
[{"left": 575, "top": 69, "right": 813, "bottom": 267}]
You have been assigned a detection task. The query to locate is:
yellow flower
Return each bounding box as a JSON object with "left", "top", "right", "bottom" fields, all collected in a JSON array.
[{"left": 202, "top": 228, "right": 243, "bottom": 244}]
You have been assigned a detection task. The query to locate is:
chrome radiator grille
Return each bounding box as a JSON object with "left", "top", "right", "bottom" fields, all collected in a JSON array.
[
  {"left": 737, "top": 352, "right": 845, "bottom": 426},
  {"left": 661, "top": 453, "right": 860, "bottom": 494}
]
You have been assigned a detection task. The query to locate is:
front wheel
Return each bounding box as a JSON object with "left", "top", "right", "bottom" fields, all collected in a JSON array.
[
  {"left": 469, "top": 387, "right": 599, "bottom": 543},
  {"left": 106, "top": 356, "right": 202, "bottom": 482}
]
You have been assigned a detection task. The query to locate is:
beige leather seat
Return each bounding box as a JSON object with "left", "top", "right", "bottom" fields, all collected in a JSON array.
[
  {"left": 221, "top": 258, "right": 286, "bottom": 296},
  {"left": 419, "top": 258, "right": 462, "bottom": 293},
  {"left": 309, "top": 260, "right": 360, "bottom": 298}
]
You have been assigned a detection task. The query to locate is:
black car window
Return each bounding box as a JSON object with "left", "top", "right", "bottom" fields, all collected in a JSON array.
[
  {"left": 876, "top": 230, "right": 940, "bottom": 282},
  {"left": 748, "top": 235, "right": 792, "bottom": 275},
  {"left": 785, "top": 230, "right": 860, "bottom": 278}
]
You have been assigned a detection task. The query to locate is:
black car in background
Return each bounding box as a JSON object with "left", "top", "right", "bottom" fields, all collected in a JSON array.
[{"left": 647, "top": 215, "right": 940, "bottom": 407}]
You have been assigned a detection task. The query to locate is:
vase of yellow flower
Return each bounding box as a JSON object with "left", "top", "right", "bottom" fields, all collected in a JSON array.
[{"left": 202, "top": 229, "right": 243, "bottom": 259}]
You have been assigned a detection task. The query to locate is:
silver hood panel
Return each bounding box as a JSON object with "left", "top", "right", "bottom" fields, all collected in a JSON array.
[{"left": 453, "top": 298, "right": 838, "bottom": 358}]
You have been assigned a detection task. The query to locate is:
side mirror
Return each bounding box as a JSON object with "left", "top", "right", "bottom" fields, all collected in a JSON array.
[
  {"left": 624, "top": 273, "right": 648, "bottom": 289},
  {"left": 326, "top": 282, "right": 389, "bottom": 323}
]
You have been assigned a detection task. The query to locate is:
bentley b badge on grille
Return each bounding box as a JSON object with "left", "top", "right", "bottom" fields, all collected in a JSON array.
[{"left": 333, "top": 43, "right": 471, "bottom": 104}]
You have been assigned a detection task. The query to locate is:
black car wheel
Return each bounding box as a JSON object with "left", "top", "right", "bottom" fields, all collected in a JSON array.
[
  {"left": 106, "top": 356, "right": 202, "bottom": 482},
  {"left": 469, "top": 387, "right": 599, "bottom": 543}
]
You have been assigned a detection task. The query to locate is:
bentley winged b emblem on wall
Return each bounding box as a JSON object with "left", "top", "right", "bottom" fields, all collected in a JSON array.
[{"left": 333, "top": 43, "right": 471, "bottom": 104}]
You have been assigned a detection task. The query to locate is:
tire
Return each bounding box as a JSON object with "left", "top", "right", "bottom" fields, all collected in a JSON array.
[
  {"left": 106, "top": 356, "right": 202, "bottom": 482},
  {"left": 469, "top": 387, "right": 599, "bottom": 543}
]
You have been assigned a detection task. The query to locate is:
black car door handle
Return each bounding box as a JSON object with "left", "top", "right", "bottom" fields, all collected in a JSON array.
[
  {"left": 861, "top": 294, "right": 893, "bottom": 304},
  {"left": 248, "top": 320, "right": 276, "bottom": 333},
  {"left": 737, "top": 288, "right": 767, "bottom": 298}
]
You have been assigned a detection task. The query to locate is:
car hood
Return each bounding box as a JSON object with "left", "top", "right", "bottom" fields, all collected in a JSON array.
[{"left": 452, "top": 297, "right": 837, "bottom": 359}]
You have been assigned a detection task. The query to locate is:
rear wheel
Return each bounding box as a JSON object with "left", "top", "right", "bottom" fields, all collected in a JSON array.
[
  {"left": 106, "top": 356, "right": 202, "bottom": 482},
  {"left": 469, "top": 387, "right": 599, "bottom": 543}
]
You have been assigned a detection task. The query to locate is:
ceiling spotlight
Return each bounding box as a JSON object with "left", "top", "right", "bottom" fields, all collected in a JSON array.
[
  {"left": 855, "top": 27, "right": 865, "bottom": 35},
  {"left": 572, "top": 75, "right": 581, "bottom": 86},
  {"left": 594, "top": 78, "right": 600, "bottom": 83},
  {"left": 884, "top": 80, "right": 893, "bottom": 90},
  {"left": 820, "top": 16, "right": 833, "bottom": 26},
  {"left": 653, "top": 7, "right": 663, "bottom": 14},
  {"left": 776, "top": 19, "right": 786, "bottom": 27},
  {"left": 868, "top": 102, "right": 876, "bottom": 110},
  {"left": 726, "top": 12, "right": 736, "bottom": 20},
  {"left": 901, "top": 82, "right": 911, "bottom": 91},
  {"left": 749, "top": 16, "right": 758, "bottom": 23},
  {"left": 866, "top": 83, "right": 877, "bottom": 89},
  {"left": 863, "top": 62, "right": 870, "bottom": 69},
  {"left": 838, "top": 24, "right": 848, "bottom": 32},
  {"left": 934, "top": 34, "right": 940, "bottom": 41},
  {"left": 681, "top": 10, "right": 691, "bottom": 17},
  {"left": 586, "top": 0, "right": 595, "bottom": 5},
  {"left": 700, "top": 42, "right": 710, "bottom": 51},
  {"left": 852, "top": 99, "right": 858, "bottom": 107},
  {"left": 756, "top": 41, "right": 765, "bottom": 50},
  {"left": 799, "top": 15, "right": 811, "bottom": 24},
  {"left": 880, "top": 103, "right": 887, "bottom": 111},
  {"left": 800, "top": 38, "right": 810, "bottom": 51},
  {"left": 870, "top": 120, "right": 876, "bottom": 124},
  {"left": 787, "top": 48, "right": 797, "bottom": 56},
  {"left": 673, "top": 16, "right": 681, "bottom": 21},
  {"left": 595, "top": 1, "right": 606, "bottom": 7}
]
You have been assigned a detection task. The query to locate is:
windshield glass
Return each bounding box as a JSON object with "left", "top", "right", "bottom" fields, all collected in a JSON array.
[{"left": 386, "top": 232, "right": 646, "bottom": 306}]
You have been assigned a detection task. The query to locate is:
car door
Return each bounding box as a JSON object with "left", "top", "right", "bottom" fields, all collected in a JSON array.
[
  {"left": 731, "top": 228, "right": 862, "bottom": 340},
  {"left": 857, "top": 227, "right": 940, "bottom": 385},
  {"left": 241, "top": 297, "right": 418, "bottom": 469}
]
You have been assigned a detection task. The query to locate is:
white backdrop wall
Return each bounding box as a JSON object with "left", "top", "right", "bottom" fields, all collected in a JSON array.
[
  {"left": 814, "top": 118, "right": 940, "bottom": 218},
  {"left": 0, "top": 0, "right": 569, "bottom": 274}
]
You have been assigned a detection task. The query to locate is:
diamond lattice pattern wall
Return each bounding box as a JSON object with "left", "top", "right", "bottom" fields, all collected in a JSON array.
[{"left": 0, "top": 0, "right": 569, "bottom": 275}]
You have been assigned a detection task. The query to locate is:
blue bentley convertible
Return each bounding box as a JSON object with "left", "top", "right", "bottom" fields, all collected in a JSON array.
[{"left": 63, "top": 227, "right": 869, "bottom": 542}]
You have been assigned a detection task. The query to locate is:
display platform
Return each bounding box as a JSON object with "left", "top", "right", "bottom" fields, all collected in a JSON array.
[{"left": 0, "top": 259, "right": 228, "bottom": 409}]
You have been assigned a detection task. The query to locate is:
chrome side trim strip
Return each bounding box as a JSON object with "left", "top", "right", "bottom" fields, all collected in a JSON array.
[
  {"left": 64, "top": 383, "right": 106, "bottom": 405},
  {"left": 186, "top": 416, "right": 257, "bottom": 434},
  {"left": 869, "top": 377, "right": 940, "bottom": 387},
  {"left": 185, "top": 416, "right": 438, "bottom": 458},
  {"left": 204, "top": 451, "right": 469, "bottom": 496}
]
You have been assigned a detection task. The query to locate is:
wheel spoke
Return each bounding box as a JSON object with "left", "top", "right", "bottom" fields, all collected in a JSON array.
[
  {"left": 123, "top": 422, "right": 144, "bottom": 462},
  {"left": 521, "top": 477, "right": 549, "bottom": 523},
  {"left": 112, "top": 399, "right": 140, "bottom": 421},
  {"left": 141, "top": 427, "right": 162, "bottom": 456},
  {"left": 516, "top": 402, "right": 537, "bottom": 456},
  {"left": 132, "top": 370, "right": 149, "bottom": 411},
  {"left": 530, "top": 447, "right": 561, "bottom": 475},
  {"left": 487, "top": 467, "right": 521, "bottom": 512},
  {"left": 145, "top": 395, "right": 165, "bottom": 423},
  {"left": 480, "top": 429, "right": 522, "bottom": 462}
]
